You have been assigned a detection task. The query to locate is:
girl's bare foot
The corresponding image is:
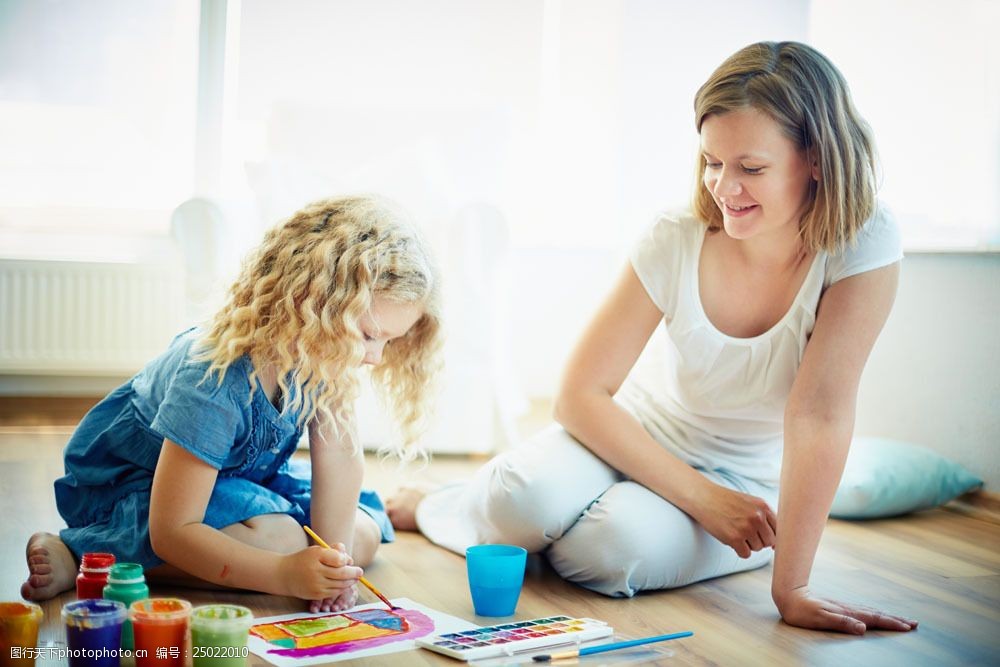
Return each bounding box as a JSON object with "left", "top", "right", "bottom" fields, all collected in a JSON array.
[
  {"left": 385, "top": 482, "right": 439, "bottom": 531},
  {"left": 20, "top": 532, "right": 78, "bottom": 601}
]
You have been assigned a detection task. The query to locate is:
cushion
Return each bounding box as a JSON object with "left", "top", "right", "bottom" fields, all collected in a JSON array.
[{"left": 830, "top": 437, "right": 983, "bottom": 519}]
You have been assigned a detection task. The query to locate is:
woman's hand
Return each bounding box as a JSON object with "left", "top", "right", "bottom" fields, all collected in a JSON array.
[
  {"left": 775, "top": 587, "right": 918, "bottom": 634},
  {"left": 688, "top": 481, "right": 777, "bottom": 558},
  {"left": 279, "top": 544, "right": 363, "bottom": 601}
]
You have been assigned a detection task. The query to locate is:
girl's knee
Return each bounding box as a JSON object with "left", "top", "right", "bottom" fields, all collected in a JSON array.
[
  {"left": 351, "top": 510, "right": 381, "bottom": 568},
  {"left": 236, "top": 514, "right": 308, "bottom": 553}
]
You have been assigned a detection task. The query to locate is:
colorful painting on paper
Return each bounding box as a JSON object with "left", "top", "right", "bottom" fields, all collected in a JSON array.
[
  {"left": 247, "top": 598, "right": 477, "bottom": 666},
  {"left": 251, "top": 607, "right": 433, "bottom": 657}
]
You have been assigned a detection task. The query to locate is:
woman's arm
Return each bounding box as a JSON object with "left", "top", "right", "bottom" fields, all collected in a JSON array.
[
  {"left": 773, "top": 261, "right": 915, "bottom": 634},
  {"left": 149, "top": 439, "right": 361, "bottom": 600},
  {"left": 555, "top": 264, "right": 777, "bottom": 554}
]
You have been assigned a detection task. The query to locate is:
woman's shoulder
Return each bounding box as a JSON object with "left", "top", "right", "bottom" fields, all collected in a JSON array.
[
  {"left": 648, "top": 207, "right": 705, "bottom": 234},
  {"left": 636, "top": 207, "right": 705, "bottom": 254},
  {"left": 854, "top": 201, "right": 900, "bottom": 244},
  {"left": 629, "top": 207, "right": 705, "bottom": 319},
  {"left": 823, "top": 201, "right": 903, "bottom": 287}
]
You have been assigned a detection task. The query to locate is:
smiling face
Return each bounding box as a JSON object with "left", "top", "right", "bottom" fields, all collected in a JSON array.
[
  {"left": 357, "top": 295, "right": 424, "bottom": 366},
  {"left": 700, "top": 107, "right": 817, "bottom": 241}
]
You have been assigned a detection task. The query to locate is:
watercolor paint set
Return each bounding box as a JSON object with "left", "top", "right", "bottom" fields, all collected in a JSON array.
[{"left": 415, "top": 615, "right": 614, "bottom": 661}]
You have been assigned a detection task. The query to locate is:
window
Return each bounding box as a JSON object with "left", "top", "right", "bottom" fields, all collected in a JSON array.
[
  {"left": 3, "top": 0, "right": 993, "bottom": 254},
  {"left": 810, "top": 0, "right": 1000, "bottom": 249},
  {"left": 0, "top": 0, "right": 200, "bottom": 238}
]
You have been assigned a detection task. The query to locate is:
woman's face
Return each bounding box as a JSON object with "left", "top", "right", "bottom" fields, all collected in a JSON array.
[
  {"left": 700, "top": 107, "right": 817, "bottom": 242},
  {"left": 358, "top": 295, "right": 423, "bottom": 366}
]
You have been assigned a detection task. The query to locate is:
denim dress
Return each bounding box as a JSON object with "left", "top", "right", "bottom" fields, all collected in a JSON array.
[{"left": 55, "top": 329, "right": 393, "bottom": 568}]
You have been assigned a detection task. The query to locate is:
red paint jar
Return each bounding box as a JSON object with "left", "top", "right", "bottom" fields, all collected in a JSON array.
[{"left": 75, "top": 552, "right": 116, "bottom": 599}]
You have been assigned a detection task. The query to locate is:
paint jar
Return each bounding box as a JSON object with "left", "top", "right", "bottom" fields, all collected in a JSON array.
[
  {"left": 130, "top": 598, "right": 192, "bottom": 667},
  {"left": 102, "top": 563, "right": 148, "bottom": 651},
  {"left": 62, "top": 598, "right": 127, "bottom": 667},
  {"left": 0, "top": 601, "right": 43, "bottom": 667},
  {"left": 76, "top": 553, "right": 116, "bottom": 600},
  {"left": 465, "top": 544, "right": 527, "bottom": 617},
  {"left": 190, "top": 605, "right": 253, "bottom": 667}
]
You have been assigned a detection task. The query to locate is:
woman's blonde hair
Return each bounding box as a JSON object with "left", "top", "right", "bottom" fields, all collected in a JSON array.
[
  {"left": 692, "top": 41, "right": 878, "bottom": 253},
  {"left": 195, "top": 195, "right": 442, "bottom": 460}
]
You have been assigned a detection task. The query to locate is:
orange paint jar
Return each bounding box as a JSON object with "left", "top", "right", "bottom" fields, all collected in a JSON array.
[
  {"left": 129, "top": 599, "right": 191, "bottom": 667},
  {"left": 0, "top": 602, "right": 43, "bottom": 667}
]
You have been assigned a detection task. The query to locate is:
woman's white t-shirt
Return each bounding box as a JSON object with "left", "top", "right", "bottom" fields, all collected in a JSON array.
[{"left": 622, "top": 205, "right": 903, "bottom": 484}]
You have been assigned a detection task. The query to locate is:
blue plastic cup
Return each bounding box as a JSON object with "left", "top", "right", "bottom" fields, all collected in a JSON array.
[{"left": 465, "top": 544, "right": 528, "bottom": 617}]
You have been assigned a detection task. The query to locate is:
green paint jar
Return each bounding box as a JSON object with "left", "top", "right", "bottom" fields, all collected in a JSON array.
[
  {"left": 190, "top": 604, "right": 253, "bottom": 667},
  {"left": 102, "top": 562, "right": 148, "bottom": 650}
]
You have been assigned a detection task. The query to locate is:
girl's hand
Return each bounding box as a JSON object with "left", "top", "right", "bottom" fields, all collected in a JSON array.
[
  {"left": 775, "top": 587, "right": 918, "bottom": 635},
  {"left": 280, "top": 544, "right": 363, "bottom": 601},
  {"left": 309, "top": 585, "right": 358, "bottom": 614},
  {"left": 688, "top": 481, "right": 777, "bottom": 558}
]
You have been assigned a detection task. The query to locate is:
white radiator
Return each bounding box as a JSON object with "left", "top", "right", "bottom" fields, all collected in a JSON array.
[{"left": 0, "top": 259, "right": 185, "bottom": 376}]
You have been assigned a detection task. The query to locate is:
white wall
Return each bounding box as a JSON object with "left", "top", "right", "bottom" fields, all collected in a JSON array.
[
  {"left": 510, "top": 0, "right": 810, "bottom": 398},
  {"left": 855, "top": 253, "right": 1000, "bottom": 491}
]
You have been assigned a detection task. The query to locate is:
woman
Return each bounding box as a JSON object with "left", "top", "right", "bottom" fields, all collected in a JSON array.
[{"left": 389, "top": 41, "right": 916, "bottom": 634}]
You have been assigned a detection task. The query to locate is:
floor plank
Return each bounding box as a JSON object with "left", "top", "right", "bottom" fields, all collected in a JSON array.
[{"left": 1, "top": 431, "right": 998, "bottom": 666}]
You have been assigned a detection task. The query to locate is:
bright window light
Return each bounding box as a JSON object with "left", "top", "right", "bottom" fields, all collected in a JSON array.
[
  {"left": 809, "top": 0, "right": 1000, "bottom": 249},
  {"left": 0, "top": 0, "right": 200, "bottom": 235}
]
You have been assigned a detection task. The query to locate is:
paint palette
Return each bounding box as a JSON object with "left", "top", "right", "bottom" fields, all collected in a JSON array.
[{"left": 416, "top": 616, "right": 613, "bottom": 661}]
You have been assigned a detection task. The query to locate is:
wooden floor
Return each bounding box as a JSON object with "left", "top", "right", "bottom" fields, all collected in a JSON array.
[{"left": 1, "top": 427, "right": 998, "bottom": 666}]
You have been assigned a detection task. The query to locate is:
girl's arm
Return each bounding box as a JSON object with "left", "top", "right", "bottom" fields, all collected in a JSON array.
[
  {"left": 306, "top": 410, "right": 366, "bottom": 559},
  {"left": 554, "top": 264, "right": 777, "bottom": 554},
  {"left": 773, "top": 262, "right": 915, "bottom": 634},
  {"left": 149, "top": 439, "right": 362, "bottom": 600}
]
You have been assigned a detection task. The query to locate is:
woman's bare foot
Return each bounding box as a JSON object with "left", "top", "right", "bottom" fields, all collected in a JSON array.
[
  {"left": 385, "top": 482, "right": 439, "bottom": 531},
  {"left": 21, "top": 532, "right": 78, "bottom": 601}
]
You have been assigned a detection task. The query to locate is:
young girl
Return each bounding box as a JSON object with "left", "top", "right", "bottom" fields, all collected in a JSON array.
[
  {"left": 389, "top": 41, "right": 918, "bottom": 635},
  {"left": 22, "top": 195, "right": 442, "bottom": 613}
]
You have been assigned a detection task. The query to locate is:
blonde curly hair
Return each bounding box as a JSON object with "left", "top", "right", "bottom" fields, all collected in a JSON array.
[{"left": 194, "top": 195, "right": 442, "bottom": 460}]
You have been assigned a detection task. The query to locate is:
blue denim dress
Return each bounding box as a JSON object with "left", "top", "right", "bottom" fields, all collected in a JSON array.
[{"left": 55, "top": 329, "right": 394, "bottom": 567}]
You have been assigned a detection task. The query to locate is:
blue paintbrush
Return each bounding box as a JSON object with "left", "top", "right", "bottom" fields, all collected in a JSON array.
[{"left": 531, "top": 630, "right": 694, "bottom": 662}]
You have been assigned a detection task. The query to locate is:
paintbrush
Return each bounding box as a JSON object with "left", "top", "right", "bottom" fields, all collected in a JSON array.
[
  {"left": 531, "top": 630, "right": 693, "bottom": 662},
  {"left": 303, "top": 525, "right": 398, "bottom": 610}
]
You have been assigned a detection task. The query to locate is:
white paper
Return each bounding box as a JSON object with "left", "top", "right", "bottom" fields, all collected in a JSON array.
[{"left": 248, "top": 597, "right": 477, "bottom": 666}]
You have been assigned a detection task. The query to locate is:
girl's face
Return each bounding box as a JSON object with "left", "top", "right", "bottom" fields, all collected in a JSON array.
[
  {"left": 358, "top": 296, "right": 423, "bottom": 366},
  {"left": 700, "top": 107, "right": 818, "bottom": 242}
]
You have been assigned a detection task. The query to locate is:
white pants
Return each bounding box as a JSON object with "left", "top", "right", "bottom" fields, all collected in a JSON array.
[{"left": 417, "top": 425, "right": 779, "bottom": 598}]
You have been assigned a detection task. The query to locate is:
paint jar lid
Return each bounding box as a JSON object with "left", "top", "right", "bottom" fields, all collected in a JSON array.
[
  {"left": 107, "top": 563, "right": 146, "bottom": 585},
  {"left": 62, "top": 599, "right": 126, "bottom": 628},
  {"left": 80, "top": 552, "right": 116, "bottom": 574},
  {"left": 0, "top": 601, "right": 43, "bottom": 621},
  {"left": 191, "top": 604, "right": 254, "bottom": 632},
  {"left": 129, "top": 598, "right": 192, "bottom": 625}
]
